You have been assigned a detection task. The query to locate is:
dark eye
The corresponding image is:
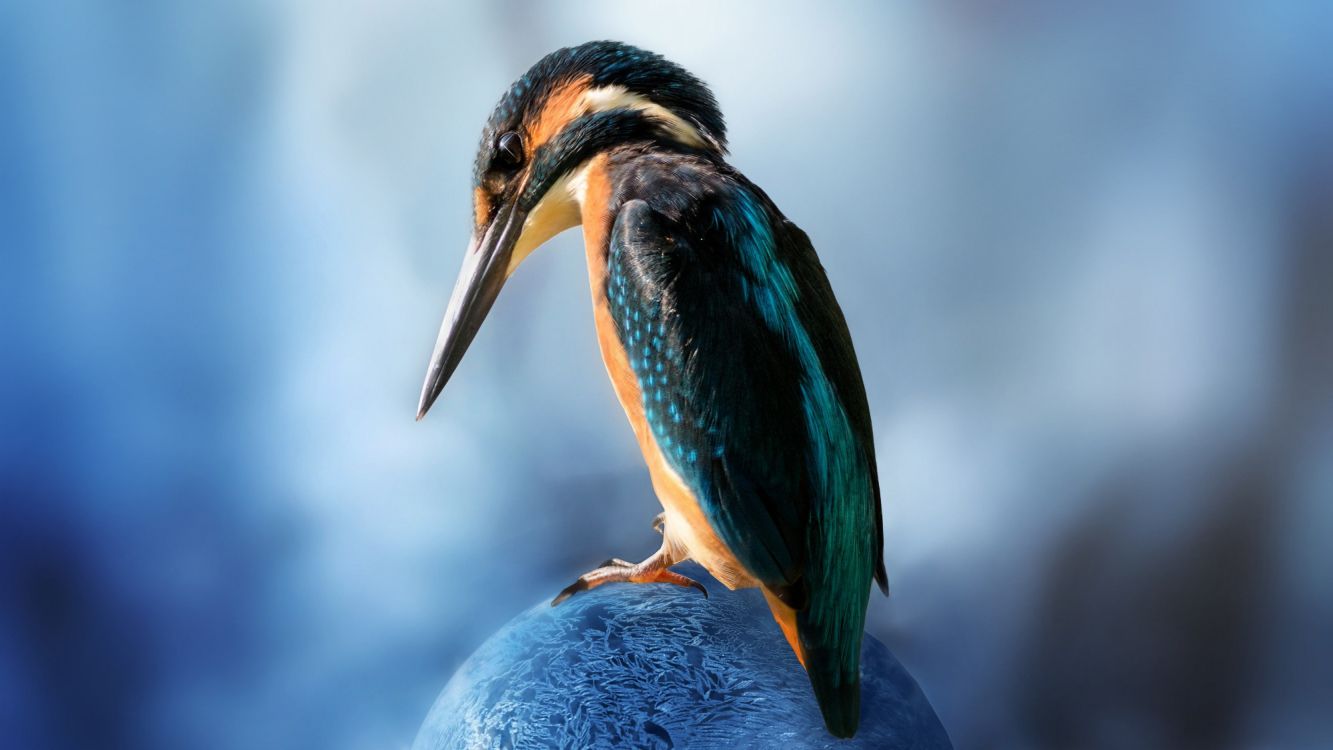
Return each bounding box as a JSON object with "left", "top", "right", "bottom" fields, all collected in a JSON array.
[{"left": 494, "top": 131, "right": 524, "bottom": 169}]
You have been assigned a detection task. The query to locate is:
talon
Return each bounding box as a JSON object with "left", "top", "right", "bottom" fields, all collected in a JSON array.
[
  {"left": 551, "top": 546, "right": 703, "bottom": 605},
  {"left": 645, "top": 568, "right": 708, "bottom": 599},
  {"left": 673, "top": 577, "right": 707, "bottom": 598},
  {"left": 552, "top": 577, "right": 589, "bottom": 606},
  {"left": 651, "top": 513, "right": 665, "bottom": 534}
]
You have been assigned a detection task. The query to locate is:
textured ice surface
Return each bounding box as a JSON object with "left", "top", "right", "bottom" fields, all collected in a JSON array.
[{"left": 413, "top": 564, "right": 951, "bottom": 749}]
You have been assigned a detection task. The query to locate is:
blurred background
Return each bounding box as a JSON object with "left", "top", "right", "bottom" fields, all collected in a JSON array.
[{"left": 3, "top": 2, "right": 1332, "bottom": 748}]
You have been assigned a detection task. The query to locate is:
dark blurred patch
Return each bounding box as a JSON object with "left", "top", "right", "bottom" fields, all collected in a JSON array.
[
  {"left": 1015, "top": 460, "right": 1272, "bottom": 749},
  {"left": 0, "top": 483, "right": 150, "bottom": 750},
  {"left": 1013, "top": 133, "right": 1333, "bottom": 750}
]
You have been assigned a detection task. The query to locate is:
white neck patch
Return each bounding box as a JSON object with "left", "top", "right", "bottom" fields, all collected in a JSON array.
[{"left": 578, "top": 85, "right": 715, "bottom": 151}]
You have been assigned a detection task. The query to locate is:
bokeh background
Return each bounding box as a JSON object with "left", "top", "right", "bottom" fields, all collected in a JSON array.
[{"left": 4, "top": 2, "right": 1332, "bottom": 748}]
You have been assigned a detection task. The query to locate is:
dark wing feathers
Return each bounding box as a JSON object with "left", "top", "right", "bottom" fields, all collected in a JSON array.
[
  {"left": 608, "top": 184, "right": 885, "bottom": 594},
  {"left": 608, "top": 178, "right": 882, "bottom": 738},
  {"left": 778, "top": 217, "right": 889, "bottom": 594},
  {"left": 611, "top": 200, "right": 809, "bottom": 586}
]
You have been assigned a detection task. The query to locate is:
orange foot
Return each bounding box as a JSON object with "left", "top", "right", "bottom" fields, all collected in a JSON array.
[{"left": 552, "top": 545, "right": 707, "bottom": 605}]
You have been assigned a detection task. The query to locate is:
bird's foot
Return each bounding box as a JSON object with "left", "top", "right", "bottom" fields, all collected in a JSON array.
[
  {"left": 651, "top": 512, "right": 665, "bottom": 534},
  {"left": 552, "top": 547, "right": 706, "bottom": 606}
]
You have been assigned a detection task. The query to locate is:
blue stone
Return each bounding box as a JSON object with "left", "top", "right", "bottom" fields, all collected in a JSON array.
[{"left": 412, "top": 564, "right": 952, "bottom": 750}]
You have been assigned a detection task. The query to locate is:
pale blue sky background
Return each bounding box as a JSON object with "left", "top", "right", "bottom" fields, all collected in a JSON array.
[{"left": 3, "top": 2, "right": 1332, "bottom": 748}]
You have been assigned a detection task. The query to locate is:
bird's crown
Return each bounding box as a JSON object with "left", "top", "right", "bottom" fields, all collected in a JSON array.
[{"left": 472, "top": 41, "right": 726, "bottom": 208}]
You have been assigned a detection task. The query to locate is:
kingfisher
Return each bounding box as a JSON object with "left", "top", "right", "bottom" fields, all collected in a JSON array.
[{"left": 416, "top": 41, "right": 888, "bottom": 738}]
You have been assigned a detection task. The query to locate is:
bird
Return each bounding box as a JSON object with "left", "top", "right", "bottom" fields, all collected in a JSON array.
[{"left": 415, "top": 40, "right": 888, "bottom": 738}]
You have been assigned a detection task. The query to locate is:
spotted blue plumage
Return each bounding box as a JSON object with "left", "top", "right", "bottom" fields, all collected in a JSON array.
[
  {"left": 607, "top": 220, "right": 705, "bottom": 467},
  {"left": 603, "top": 149, "right": 888, "bottom": 735}
]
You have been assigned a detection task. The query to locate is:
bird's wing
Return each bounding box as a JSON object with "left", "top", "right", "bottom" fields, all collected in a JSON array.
[
  {"left": 774, "top": 215, "right": 890, "bottom": 596},
  {"left": 609, "top": 193, "right": 881, "bottom": 734},
  {"left": 607, "top": 195, "right": 883, "bottom": 603}
]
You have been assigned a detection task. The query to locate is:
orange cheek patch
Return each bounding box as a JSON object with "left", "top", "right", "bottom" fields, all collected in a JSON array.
[
  {"left": 527, "top": 74, "right": 593, "bottom": 151},
  {"left": 473, "top": 187, "right": 491, "bottom": 230}
]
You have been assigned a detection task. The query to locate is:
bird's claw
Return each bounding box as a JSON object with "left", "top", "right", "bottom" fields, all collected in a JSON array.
[
  {"left": 682, "top": 576, "right": 709, "bottom": 599},
  {"left": 657, "top": 569, "right": 709, "bottom": 600},
  {"left": 552, "top": 578, "right": 588, "bottom": 606},
  {"left": 551, "top": 559, "right": 708, "bottom": 606},
  {"left": 651, "top": 513, "right": 665, "bottom": 534}
]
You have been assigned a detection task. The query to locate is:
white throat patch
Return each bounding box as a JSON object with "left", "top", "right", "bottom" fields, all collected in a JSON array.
[{"left": 505, "top": 161, "right": 592, "bottom": 277}]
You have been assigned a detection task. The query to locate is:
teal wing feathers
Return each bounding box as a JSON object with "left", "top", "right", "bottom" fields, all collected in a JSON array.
[{"left": 605, "top": 184, "right": 883, "bottom": 737}]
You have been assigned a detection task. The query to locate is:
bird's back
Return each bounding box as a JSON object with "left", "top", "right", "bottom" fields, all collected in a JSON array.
[{"left": 593, "top": 148, "right": 887, "bottom": 737}]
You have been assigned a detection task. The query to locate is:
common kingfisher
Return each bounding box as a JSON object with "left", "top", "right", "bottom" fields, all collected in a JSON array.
[{"left": 416, "top": 41, "right": 888, "bottom": 738}]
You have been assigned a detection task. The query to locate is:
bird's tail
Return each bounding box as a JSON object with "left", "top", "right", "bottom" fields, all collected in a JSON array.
[
  {"left": 763, "top": 587, "right": 866, "bottom": 738},
  {"left": 797, "top": 601, "right": 864, "bottom": 739}
]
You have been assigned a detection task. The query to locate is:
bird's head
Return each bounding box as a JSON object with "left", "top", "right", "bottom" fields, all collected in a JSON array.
[{"left": 416, "top": 40, "right": 726, "bottom": 420}]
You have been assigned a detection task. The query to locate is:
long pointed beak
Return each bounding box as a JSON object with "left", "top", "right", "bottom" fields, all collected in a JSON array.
[{"left": 416, "top": 199, "right": 526, "bottom": 420}]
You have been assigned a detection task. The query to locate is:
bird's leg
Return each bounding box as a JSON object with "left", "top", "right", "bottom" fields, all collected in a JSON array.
[{"left": 552, "top": 537, "right": 707, "bottom": 606}]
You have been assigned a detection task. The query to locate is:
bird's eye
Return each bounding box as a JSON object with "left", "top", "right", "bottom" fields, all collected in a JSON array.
[{"left": 495, "top": 131, "right": 524, "bottom": 169}]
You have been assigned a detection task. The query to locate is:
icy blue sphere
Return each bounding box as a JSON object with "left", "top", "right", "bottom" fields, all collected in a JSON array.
[{"left": 413, "top": 564, "right": 951, "bottom": 749}]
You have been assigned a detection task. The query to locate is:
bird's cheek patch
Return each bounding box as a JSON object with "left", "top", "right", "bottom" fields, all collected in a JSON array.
[
  {"left": 526, "top": 75, "right": 593, "bottom": 151},
  {"left": 473, "top": 187, "right": 492, "bottom": 230}
]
